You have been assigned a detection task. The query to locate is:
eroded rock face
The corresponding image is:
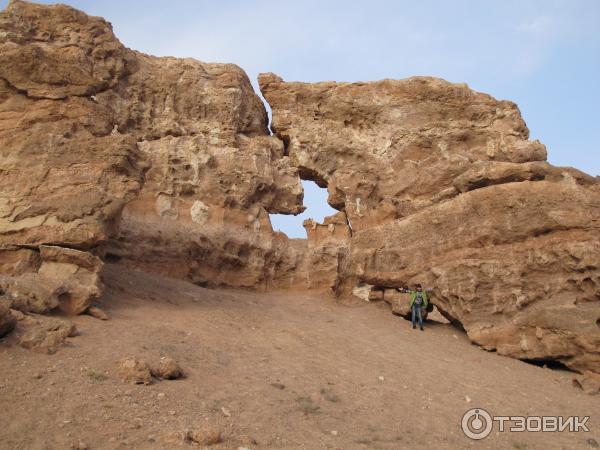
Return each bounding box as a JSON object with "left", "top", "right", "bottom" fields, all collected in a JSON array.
[
  {"left": 260, "top": 72, "right": 547, "bottom": 231},
  {"left": 261, "top": 73, "right": 600, "bottom": 373},
  {"left": 0, "top": 1, "right": 305, "bottom": 296},
  {"left": 88, "top": 22, "right": 304, "bottom": 290},
  {"left": 102, "top": 57, "right": 305, "bottom": 287},
  {"left": 0, "top": 1, "right": 144, "bottom": 249},
  {"left": 0, "top": 0, "right": 144, "bottom": 312},
  {"left": 303, "top": 212, "right": 351, "bottom": 291}
]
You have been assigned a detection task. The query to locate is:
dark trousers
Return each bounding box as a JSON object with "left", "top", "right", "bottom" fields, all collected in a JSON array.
[{"left": 411, "top": 304, "right": 423, "bottom": 328}]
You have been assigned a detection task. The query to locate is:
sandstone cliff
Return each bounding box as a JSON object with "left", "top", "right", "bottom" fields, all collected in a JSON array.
[
  {"left": 0, "top": 0, "right": 306, "bottom": 312},
  {"left": 260, "top": 73, "right": 600, "bottom": 373},
  {"left": 0, "top": 1, "right": 598, "bottom": 374}
]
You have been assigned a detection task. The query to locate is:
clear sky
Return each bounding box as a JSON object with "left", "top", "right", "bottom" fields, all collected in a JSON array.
[{"left": 2, "top": 0, "right": 598, "bottom": 237}]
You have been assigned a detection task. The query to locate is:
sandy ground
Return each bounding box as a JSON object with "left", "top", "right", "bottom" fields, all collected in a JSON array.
[{"left": 0, "top": 264, "right": 598, "bottom": 450}]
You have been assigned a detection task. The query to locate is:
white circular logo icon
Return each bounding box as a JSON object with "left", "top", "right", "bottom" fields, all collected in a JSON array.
[{"left": 461, "top": 408, "right": 493, "bottom": 440}]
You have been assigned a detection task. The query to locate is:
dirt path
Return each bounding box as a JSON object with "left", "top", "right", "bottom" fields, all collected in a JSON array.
[{"left": 1, "top": 265, "right": 598, "bottom": 449}]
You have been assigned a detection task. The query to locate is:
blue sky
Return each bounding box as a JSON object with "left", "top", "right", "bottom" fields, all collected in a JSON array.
[{"left": 2, "top": 0, "right": 598, "bottom": 237}]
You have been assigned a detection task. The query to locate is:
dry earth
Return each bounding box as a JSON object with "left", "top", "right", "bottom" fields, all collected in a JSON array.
[{"left": 0, "top": 264, "right": 598, "bottom": 450}]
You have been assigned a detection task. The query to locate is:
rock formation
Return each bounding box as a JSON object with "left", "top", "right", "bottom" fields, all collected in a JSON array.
[
  {"left": 0, "top": 0, "right": 145, "bottom": 315},
  {"left": 0, "top": 0, "right": 305, "bottom": 312},
  {"left": 99, "top": 53, "right": 304, "bottom": 288},
  {"left": 260, "top": 73, "right": 600, "bottom": 373},
  {"left": 303, "top": 212, "right": 350, "bottom": 291},
  {"left": 0, "top": 1, "right": 598, "bottom": 373}
]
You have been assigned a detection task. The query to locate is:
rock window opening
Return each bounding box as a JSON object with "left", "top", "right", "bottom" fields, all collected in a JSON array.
[{"left": 270, "top": 180, "right": 337, "bottom": 238}]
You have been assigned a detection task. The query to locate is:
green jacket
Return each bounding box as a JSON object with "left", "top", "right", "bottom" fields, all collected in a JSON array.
[{"left": 408, "top": 290, "right": 428, "bottom": 308}]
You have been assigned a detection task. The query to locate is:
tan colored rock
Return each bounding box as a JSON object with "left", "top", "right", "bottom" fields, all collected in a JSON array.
[
  {"left": 0, "top": 246, "right": 102, "bottom": 315},
  {"left": 0, "top": 0, "right": 134, "bottom": 99},
  {"left": 262, "top": 74, "right": 600, "bottom": 373},
  {"left": 368, "top": 288, "right": 384, "bottom": 302},
  {"left": 347, "top": 180, "right": 600, "bottom": 372},
  {"left": 0, "top": 1, "right": 144, "bottom": 308},
  {"left": 385, "top": 289, "right": 412, "bottom": 317},
  {"left": 102, "top": 57, "right": 304, "bottom": 289},
  {"left": 9, "top": 307, "right": 25, "bottom": 321},
  {"left": 0, "top": 74, "right": 144, "bottom": 250},
  {"left": 0, "top": 248, "right": 41, "bottom": 276},
  {"left": 117, "top": 357, "right": 153, "bottom": 385},
  {"left": 162, "top": 427, "right": 223, "bottom": 446},
  {"left": 38, "top": 246, "right": 103, "bottom": 315},
  {"left": 0, "top": 273, "right": 63, "bottom": 313},
  {"left": 303, "top": 211, "right": 351, "bottom": 292},
  {"left": 19, "top": 318, "right": 78, "bottom": 354},
  {"left": 573, "top": 371, "right": 600, "bottom": 395},
  {"left": 152, "top": 357, "right": 183, "bottom": 380},
  {"left": 260, "top": 72, "right": 547, "bottom": 231},
  {"left": 0, "top": 1, "right": 305, "bottom": 297},
  {"left": 351, "top": 283, "right": 372, "bottom": 302},
  {"left": 186, "top": 427, "right": 223, "bottom": 446},
  {"left": 264, "top": 233, "right": 309, "bottom": 290},
  {"left": 2, "top": 1, "right": 598, "bottom": 377},
  {"left": 86, "top": 306, "right": 108, "bottom": 321}
]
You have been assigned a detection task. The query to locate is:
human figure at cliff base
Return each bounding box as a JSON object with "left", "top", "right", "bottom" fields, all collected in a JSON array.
[{"left": 397, "top": 284, "right": 428, "bottom": 330}]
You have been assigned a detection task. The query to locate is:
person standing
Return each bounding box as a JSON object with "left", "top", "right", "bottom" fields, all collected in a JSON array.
[{"left": 398, "top": 284, "right": 428, "bottom": 330}]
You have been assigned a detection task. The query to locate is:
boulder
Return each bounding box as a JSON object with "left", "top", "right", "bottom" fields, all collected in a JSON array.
[
  {"left": 19, "top": 318, "right": 78, "bottom": 354},
  {"left": 186, "top": 427, "right": 223, "bottom": 446},
  {"left": 38, "top": 246, "right": 103, "bottom": 315},
  {"left": 85, "top": 306, "right": 108, "bottom": 321},
  {"left": 152, "top": 357, "right": 184, "bottom": 380},
  {"left": 117, "top": 357, "right": 153, "bottom": 385},
  {"left": 0, "top": 273, "right": 62, "bottom": 314},
  {"left": 0, "top": 246, "right": 102, "bottom": 316}
]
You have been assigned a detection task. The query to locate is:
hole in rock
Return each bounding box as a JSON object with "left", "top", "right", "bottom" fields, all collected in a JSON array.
[
  {"left": 270, "top": 181, "right": 338, "bottom": 238},
  {"left": 522, "top": 358, "right": 571, "bottom": 372}
]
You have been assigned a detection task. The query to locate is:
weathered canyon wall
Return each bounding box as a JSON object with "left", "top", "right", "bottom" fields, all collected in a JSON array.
[
  {"left": 0, "top": 1, "right": 598, "bottom": 373},
  {"left": 0, "top": 0, "right": 308, "bottom": 320},
  {"left": 98, "top": 53, "right": 305, "bottom": 289},
  {"left": 260, "top": 73, "right": 600, "bottom": 373}
]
